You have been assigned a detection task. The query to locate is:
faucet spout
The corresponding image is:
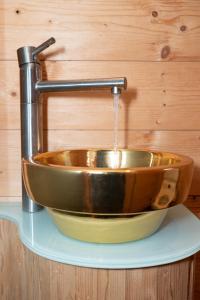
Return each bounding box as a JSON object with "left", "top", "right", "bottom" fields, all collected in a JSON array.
[{"left": 35, "top": 78, "right": 127, "bottom": 93}]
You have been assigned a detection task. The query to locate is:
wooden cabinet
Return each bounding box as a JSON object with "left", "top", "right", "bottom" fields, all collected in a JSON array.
[{"left": 0, "top": 220, "right": 195, "bottom": 300}]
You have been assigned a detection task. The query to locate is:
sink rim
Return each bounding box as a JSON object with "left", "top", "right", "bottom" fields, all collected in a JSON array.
[{"left": 29, "top": 148, "right": 193, "bottom": 173}]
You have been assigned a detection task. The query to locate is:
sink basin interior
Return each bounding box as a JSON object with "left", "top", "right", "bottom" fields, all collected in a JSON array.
[{"left": 34, "top": 149, "right": 182, "bottom": 169}]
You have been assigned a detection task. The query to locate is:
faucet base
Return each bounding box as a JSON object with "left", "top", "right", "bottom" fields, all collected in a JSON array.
[{"left": 22, "top": 188, "right": 43, "bottom": 213}]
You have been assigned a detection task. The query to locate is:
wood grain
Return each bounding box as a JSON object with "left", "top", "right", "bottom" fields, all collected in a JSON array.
[
  {"left": 0, "top": 219, "right": 195, "bottom": 300},
  {"left": 193, "top": 253, "right": 200, "bottom": 300},
  {"left": 1, "top": 1, "right": 200, "bottom": 61},
  {"left": 98, "top": 270, "right": 126, "bottom": 300},
  {"left": 0, "top": 220, "right": 25, "bottom": 299},
  {"left": 126, "top": 261, "right": 194, "bottom": 300},
  {"left": 1, "top": 61, "right": 200, "bottom": 131}
]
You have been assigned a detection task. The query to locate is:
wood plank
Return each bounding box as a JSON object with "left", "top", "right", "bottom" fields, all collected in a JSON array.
[
  {"left": 156, "top": 260, "right": 193, "bottom": 299},
  {"left": 0, "top": 220, "right": 25, "bottom": 299},
  {"left": 0, "top": 219, "right": 195, "bottom": 300},
  {"left": 1, "top": 1, "right": 200, "bottom": 61},
  {"left": 75, "top": 267, "right": 98, "bottom": 300},
  {"left": 97, "top": 270, "right": 126, "bottom": 300},
  {"left": 0, "top": 129, "right": 200, "bottom": 197},
  {"left": 126, "top": 259, "right": 194, "bottom": 300},
  {"left": 193, "top": 253, "right": 200, "bottom": 300},
  {"left": 1, "top": 61, "right": 200, "bottom": 131}
]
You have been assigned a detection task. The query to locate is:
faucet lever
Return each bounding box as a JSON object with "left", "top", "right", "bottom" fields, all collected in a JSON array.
[{"left": 32, "top": 37, "right": 56, "bottom": 58}]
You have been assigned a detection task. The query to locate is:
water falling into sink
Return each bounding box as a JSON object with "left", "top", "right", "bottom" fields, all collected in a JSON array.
[
  {"left": 112, "top": 92, "right": 121, "bottom": 168},
  {"left": 113, "top": 92, "right": 120, "bottom": 152}
]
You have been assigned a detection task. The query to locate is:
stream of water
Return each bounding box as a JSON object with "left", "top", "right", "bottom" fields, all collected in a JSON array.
[
  {"left": 113, "top": 93, "right": 120, "bottom": 152},
  {"left": 112, "top": 93, "right": 120, "bottom": 168}
]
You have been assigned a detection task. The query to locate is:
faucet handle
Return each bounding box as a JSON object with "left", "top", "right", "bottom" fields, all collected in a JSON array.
[
  {"left": 32, "top": 37, "right": 56, "bottom": 58},
  {"left": 17, "top": 37, "right": 56, "bottom": 66}
]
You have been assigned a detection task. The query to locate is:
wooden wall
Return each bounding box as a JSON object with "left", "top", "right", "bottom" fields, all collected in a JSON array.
[{"left": 1, "top": 0, "right": 200, "bottom": 203}]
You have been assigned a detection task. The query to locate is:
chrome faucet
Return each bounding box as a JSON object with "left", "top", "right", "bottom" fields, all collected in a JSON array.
[{"left": 17, "top": 37, "right": 127, "bottom": 213}]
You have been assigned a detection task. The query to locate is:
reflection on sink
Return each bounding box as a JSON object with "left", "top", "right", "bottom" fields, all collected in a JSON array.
[{"left": 22, "top": 148, "right": 193, "bottom": 216}]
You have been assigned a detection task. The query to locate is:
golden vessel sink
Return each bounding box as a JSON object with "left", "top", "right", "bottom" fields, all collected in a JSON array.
[{"left": 23, "top": 149, "right": 193, "bottom": 216}]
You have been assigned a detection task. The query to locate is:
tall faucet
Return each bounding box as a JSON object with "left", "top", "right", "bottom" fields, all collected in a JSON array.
[{"left": 17, "top": 37, "right": 127, "bottom": 213}]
